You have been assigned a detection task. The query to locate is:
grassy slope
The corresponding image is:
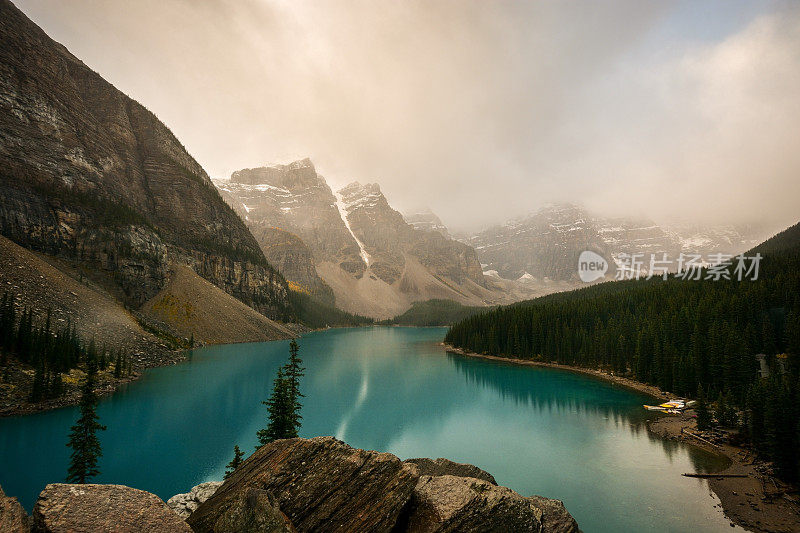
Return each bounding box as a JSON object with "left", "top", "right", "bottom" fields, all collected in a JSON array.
[{"left": 141, "top": 266, "right": 295, "bottom": 345}]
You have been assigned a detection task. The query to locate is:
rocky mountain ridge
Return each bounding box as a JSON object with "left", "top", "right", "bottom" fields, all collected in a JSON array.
[
  {"left": 404, "top": 207, "right": 451, "bottom": 238},
  {"left": 216, "top": 160, "right": 502, "bottom": 318},
  {"left": 463, "top": 202, "right": 769, "bottom": 283}
]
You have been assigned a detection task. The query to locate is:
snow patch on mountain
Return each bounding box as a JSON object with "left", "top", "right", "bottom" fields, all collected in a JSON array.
[{"left": 334, "top": 189, "right": 371, "bottom": 267}]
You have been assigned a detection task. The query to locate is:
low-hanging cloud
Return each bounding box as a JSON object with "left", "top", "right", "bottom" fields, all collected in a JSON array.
[{"left": 15, "top": 0, "right": 800, "bottom": 233}]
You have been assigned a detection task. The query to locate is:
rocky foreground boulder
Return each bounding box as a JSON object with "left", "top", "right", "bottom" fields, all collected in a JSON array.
[
  {"left": 189, "top": 436, "right": 579, "bottom": 533},
  {"left": 0, "top": 484, "right": 29, "bottom": 533},
  {"left": 188, "top": 436, "right": 419, "bottom": 532},
  {"left": 402, "top": 475, "right": 546, "bottom": 532},
  {"left": 527, "top": 495, "right": 582, "bottom": 533},
  {"left": 404, "top": 457, "right": 498, "bottom": 485},
  {"left": 33, "top": 483, "right": 191, "bottom": 532},
  {"left": 202, "top": 487, "right": 294, "bottom": 533},
  {"left": 15, "top": 437, "right": 578, "bottom": 532}
]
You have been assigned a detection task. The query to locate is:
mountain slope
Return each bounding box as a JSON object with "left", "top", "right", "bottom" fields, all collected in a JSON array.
[
  {"left": 381, "top": 299, "right": 487, "bottom": 326},
  {"left": 0, "top": 235, "right": 172, "bottom": 363},
  {"left": 403, "top": 208, "right": 450, "bottom": 238},
  {"left": 247, "top": 226, "right": 334, "bottom": 304},
  {"left": 217, "top": 160, "right": 500, "bottom": 318},
  {"left": 140, "top": 265, "right": 295, "bottom": 345},
  {"left": 0, "top": 0, "right": 290, "bottom": 322},
  {"left": 750, "top": 221, "right": 800, "bottom": 256}
]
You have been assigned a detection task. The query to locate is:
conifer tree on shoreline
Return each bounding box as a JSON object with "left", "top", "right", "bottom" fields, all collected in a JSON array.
[
  {"left": 66, "top": 359, "right": 106, "bottom": 483},
  {"left": 256, "top": 339, "right": 304, "bottom": 447},
  {"left": 283, "top": 339, "right": 305, "bottom": 435},
  {"left": 695, "top": 386, "right": 712, "bottom": 430}
]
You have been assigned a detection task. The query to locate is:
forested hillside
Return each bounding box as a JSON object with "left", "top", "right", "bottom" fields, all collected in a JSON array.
[
  {"left": 288, "top": 291, "right": 373, "bottom": 329},
  {"left": 1, "top": 292, "right": 132, "bottom": 405},
  {"left": 381, "top": 299, "right": 488, "bottom": 326},
  {"left": 446, "top": 222, "right": 800, "bottom": 479}
]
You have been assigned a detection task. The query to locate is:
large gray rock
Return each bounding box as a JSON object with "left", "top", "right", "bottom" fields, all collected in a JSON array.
[
  {"left": 188, "top": 436, "right": 419, "bottom": 533},
  {"left": 405, "top": 457, "right": 497, "bottom": 485},
  {"left": 0, "top": 484, "right": 29, "bottom": 533},
  {"left": 402, "top": 475, "right": 578, "bottom": 533},
  {"left": 32, "top": 483, "right": 191, "bottom": 533},
  {"left": 167, "top": 481, "right": 222, "bottom": 518}
]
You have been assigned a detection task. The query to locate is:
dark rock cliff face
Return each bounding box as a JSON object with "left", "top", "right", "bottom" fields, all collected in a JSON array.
[{"left": 0, "top": 0, "right": 290, "bottom": 320}]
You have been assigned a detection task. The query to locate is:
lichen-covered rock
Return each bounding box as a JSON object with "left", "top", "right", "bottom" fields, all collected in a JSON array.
[
  {"left": 211, "top": 487, "right": 294, "bottom": 533},
  {"left": 188, "top": 436, "right": 419, "bottom": 533},
  {"left": 402, "top": 475, "right": 559, "bottom": 533},
  {"left": 167, "top": 481, "right": 222, "bottom": 518},
  {"left": 404, "top": 457, "right": 497, "bottom": 485},
  {"left": 0, "top": 484, "right": 29, "bottom": 533},
  {"left": 32, "top": 484, "right": 191, "bottom": 533}
]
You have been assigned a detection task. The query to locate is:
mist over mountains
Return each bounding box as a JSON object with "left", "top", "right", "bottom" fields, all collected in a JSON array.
[
  {"left": 460, "top": 203, "right": 770, "bottom": 283},
  {"left": 214, "top": 160, "right": 506, "bottom": 319}
]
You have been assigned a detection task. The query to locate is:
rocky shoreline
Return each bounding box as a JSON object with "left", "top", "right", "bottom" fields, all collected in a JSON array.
[
  {"left": 443, "top": 344, "right": 670, "bottom": 400},
  {"left": 0, "top": 321, "right": 306, "bottom": 418},
  {"left": 0, "top": 437, "right": 580, "bottom": 533},
  {"left": 444, "top": 343, "right": 800, "bottom": 533},
  {"left": 0, "top": 355, "right": 182, "bottom": 418}
]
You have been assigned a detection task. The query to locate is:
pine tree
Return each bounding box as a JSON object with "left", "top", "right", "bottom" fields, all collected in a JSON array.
[
  {"left": 66, "top": 361, "right": 106, "bottom": 483},
  {"left": 283, "top": 339, "right": 304, "bottom": 436},
  {"left": 715, "top": 391, "right": 738, "bottom": 427},
  {"left": 256, "top": 368, "right": 292, "bottom": 447},
  {"left": 256, "top": 340, "right": 305, "bottom": 447},
  {"left": 113, "top": 353, "right": 123, "bottom": 378},
  {"left": 29, "top": 362, "right": 46, "bottom": 402},
  {"left": 696, "top": 386, "right": 712, "bottom": 430},
  {"left": 50, "top": 372, "right": 65, "bottom": 398},
  {"left": 224, "top": 445, "right": 244, "bottom": 480}
]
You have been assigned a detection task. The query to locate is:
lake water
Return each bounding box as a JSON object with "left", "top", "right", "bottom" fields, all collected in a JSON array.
[{"left": 0, "top": 327, "right": 742, "bottom": 531}]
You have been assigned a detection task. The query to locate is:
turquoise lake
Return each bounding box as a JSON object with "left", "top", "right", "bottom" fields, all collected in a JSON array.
[{"left": 0, "top": 327, "right": 743, "bottom": 532}]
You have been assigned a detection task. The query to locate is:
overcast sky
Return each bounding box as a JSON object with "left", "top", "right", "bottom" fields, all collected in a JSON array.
[{"left": 16, "top": 0, "right": 800, "bottom": 233}]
